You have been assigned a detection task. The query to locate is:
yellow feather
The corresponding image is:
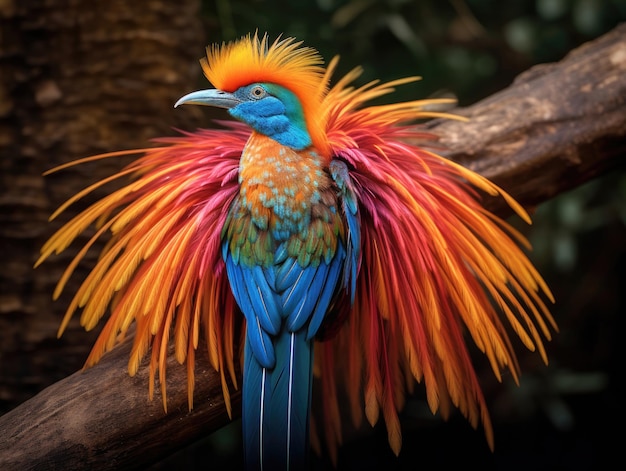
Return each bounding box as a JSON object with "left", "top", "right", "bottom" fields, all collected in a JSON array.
[
  {"left": 174, "top": 296, "right": 191, "bottom": 364},
  {"left": 364, "top": 381, "right": 380, "bottom": 427},
  {"left": 186, "top": 344, "right": 195, "bottom": 411},
  {"left": 205, "top": 278, "right": 220, "bottom": 371},
  {"left": 48, "top": 168, "right": 136, "bottom": 221},
  {"left": 384, "top": 407, "right": 402, "bottom": 457}
]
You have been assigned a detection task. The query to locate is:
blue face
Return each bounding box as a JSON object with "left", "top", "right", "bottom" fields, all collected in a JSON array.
[{"left": 229, "top": 83, "right": 312, "bottom": 150}]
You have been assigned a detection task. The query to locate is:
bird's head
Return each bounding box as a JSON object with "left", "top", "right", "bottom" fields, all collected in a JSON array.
[{"left": 175, "top": 33, "right": 331, "bottom": 155}]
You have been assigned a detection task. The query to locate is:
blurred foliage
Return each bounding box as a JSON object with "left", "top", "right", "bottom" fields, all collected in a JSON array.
[
  {"left": 205, "top": 0, "right": 626, "bottom": 104},
  {"left": 154, "top": 1, "right": 625, "bottom": 469}
]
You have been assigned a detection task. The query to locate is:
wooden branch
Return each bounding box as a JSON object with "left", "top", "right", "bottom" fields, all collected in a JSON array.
[
  {"left": 1, "top": 24, "right": 625, "bottom": 471},
  {"left": 429, "top": 23, "right": 626, "bottom": 214},
  {"left": 0, "top": 337, "right": 241, "bottom": 470}
]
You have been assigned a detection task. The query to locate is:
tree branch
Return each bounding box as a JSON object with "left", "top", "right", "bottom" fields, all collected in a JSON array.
[
  {"left": 0, "top": 336, "right": 241, "bottom": 470},
  {"left": 429, "top": 23, "right": 626, "bottom": 214},
  {"left": 1, "top": 24, "right": 625, "bottom": 471}
]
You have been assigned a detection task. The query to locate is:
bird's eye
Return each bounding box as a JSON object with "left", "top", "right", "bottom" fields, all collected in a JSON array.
[{"left": 250, "top": 86, "right": 266, "bottom": 99}]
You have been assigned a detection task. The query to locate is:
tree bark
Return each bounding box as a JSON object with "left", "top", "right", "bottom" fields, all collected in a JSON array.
[
  {"left": 0, "top": 20, "right": 625, "bottom": 471},
  {"left": 0, "top": 0, "right": 205, "bottom": 411},
  {"left": 0, "top": 336, "right": 239, "bottom": 470},
  {"left": 429, "top": 22, "right": 626, "bottom": 214}
]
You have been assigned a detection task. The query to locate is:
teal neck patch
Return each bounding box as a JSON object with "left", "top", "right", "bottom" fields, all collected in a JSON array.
[{"left": 229, "top": 83, "right": 312, "bottom": 150}]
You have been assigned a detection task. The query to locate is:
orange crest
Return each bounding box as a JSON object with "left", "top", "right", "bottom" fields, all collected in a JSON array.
[{"left": 200, "top": 33, "right": 331, "bottom": 155}]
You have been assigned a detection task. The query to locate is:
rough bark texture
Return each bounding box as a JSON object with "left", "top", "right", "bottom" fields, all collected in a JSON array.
[
  {"left": 0, "top": 17, "right": 624, "bottom": 471},
  {"left": 0, "top": 0, "right": 206, "bottom": 411},
  {"left": 429, "top": 23, "right": 626, "bottom": 213},
  {"left": 0, "top": 336, "right": 239, "bottom": 470}
]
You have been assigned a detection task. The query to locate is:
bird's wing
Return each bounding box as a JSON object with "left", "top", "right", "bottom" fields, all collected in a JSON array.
[{"left": 221, "top": 194, "right": 351, "bottom": 367}]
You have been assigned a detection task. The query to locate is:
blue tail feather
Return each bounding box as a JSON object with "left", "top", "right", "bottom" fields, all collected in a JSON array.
[{"left": 242, "top": 325, "right": 313, "bottom": 471}]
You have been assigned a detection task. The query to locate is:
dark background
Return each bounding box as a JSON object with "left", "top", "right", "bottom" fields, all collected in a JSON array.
[{"left": 2, "top": 1, "right": 625, "bottom": 469}]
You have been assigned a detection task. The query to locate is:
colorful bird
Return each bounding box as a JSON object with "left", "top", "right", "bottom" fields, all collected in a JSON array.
[{"left": 37, "top": 33, "right": 556, "bottom": 470}]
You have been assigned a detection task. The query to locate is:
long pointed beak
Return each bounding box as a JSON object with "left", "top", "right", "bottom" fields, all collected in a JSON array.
[{"left": 174, "top": 89, "right": 241, "bottom": 109}]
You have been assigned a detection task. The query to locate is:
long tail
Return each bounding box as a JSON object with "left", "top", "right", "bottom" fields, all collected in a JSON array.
[{"left": 242, "top": 325, "right": 313, "bottom": 471}]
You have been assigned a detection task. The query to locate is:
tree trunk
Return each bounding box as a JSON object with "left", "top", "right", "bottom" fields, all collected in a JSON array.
[{"left": 0, "top": 0, "right": 205, "bottom": 412}]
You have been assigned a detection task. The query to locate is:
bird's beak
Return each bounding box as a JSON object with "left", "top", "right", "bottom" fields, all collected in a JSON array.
[{"left": 174, "top": 89, "right": 241, "bottom": 109}]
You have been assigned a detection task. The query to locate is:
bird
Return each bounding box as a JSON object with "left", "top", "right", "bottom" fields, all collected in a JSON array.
[{"left": 37, "top": 33, "right": 556, "bottom": 470}]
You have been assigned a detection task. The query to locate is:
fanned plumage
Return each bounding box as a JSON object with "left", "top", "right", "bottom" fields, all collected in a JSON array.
[
  {"left": 314, "top": 72, "right": 556, "bottom": 456},
  {"left": 37, "top": 32, "right": 556, "bottom": 469}
]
